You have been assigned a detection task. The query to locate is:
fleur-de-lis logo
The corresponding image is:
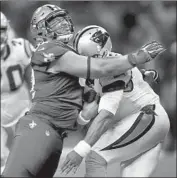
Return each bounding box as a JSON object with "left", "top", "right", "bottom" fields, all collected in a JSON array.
[
  {"left": 29, "top": 120, "right": 37, "bottom": 129},
  {"left": 43, "top": 52, "right": 55, "bottom": 62},
  {"left": 45, "top": 130, "right": 50, "bottom": 136}
]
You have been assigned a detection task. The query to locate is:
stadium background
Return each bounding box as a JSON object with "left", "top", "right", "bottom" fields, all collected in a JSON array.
[{"left": 1, "top": 1, "right": 176, "bottom": 177}]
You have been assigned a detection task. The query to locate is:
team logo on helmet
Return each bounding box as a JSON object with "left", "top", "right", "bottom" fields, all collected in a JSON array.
[{"left": 73, "top": 25, "right": 112, "bottom": 58}]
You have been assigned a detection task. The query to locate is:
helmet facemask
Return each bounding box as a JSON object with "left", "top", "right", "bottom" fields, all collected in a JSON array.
[{"left": 33, "top": 9, "right": 74, "bottom": 44}]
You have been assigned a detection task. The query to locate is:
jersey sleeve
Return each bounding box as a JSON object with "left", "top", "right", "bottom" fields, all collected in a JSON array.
[
  {"left": 36, "top": 41, "right": 70, "bottom": 61},
  {"left": 23, "top": 39, "right": 35, "bottom": 59},
  {"left": 99, "top": 52, "right": 132, "bottom": 93},
  {"left": 99, "top": 70, "right": 132, "bottom": 93},
  {"left": 31, "top": 41, "right": 71, "bottom": 72},
  {"left": 98, "top": 89, "right": 124, "bottom": 115}
]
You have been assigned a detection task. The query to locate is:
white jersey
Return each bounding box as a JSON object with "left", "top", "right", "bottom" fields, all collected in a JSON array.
[
  {"left": 1, "top": 38, "right": 33, "bottom": 127},
  {"left": 115, "top": 67, "right": 159, "bottom": 119},
  {"left": 95, "top": 67, "right": 159, "bottom": 119},
  {"left": 1, "top": 38, "right": 32, "bottom": 93},
  {"left": 91, "top": 68, "right": 168, "bottom": 163}
]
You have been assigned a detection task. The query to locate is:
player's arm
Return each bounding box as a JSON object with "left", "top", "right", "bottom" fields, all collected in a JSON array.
[
  {"left": 48, "top": 51, "right": 133, "bottom": 78},
  {"left": 77, "top": 85, "right": 100, "bottom": 126},
  {"left": 48, "top": 41, "right": 165, "bottom": 79},
  {"left": 23, "top": 39, "right": 35, "bottom": 99},
  {"left": 74, "top": 89, "right": 124, "bottom": 157},
  {"left": 24, "top": 65, "right": 33, "bottom": 99},
  {"left": 140, "top": 68, "right": 160, "bottom": 84},
  {"left": 60, "top": 89, "right": 123, "bottom": 174}
]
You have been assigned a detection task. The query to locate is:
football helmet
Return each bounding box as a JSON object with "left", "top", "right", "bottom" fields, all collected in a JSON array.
[
  {"left": 30, "top": 4, "right": 74, "bottom": 43},
  {"left": 0, "top": 12, "right": 9, "bottom": 53},
  {"left": 73, "top": 25, "right": 112, "bottom": 57}
]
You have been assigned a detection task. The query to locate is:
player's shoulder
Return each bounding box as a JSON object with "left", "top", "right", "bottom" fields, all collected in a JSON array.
[
  {"left": 9, "top": 38, "right": 24, "bottom": 50},
  {"left": 36, "top": 41, "right": 75, "bottom": 53},
  {"left": 10, "top": 38, "right": 29, "bottom": 48},
  {"left": 34, "top": 41, "right": 76, "bottom": 63},
  {"left": 11, "top": 37, "right": 26, "bottom": 43},
  {"left": 10, "top": 38, "right": 34, "bottom": 58}
]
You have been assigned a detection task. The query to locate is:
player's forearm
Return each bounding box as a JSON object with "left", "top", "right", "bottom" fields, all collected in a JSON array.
[
  {"left": 93, "top": 41, "right": 165, "bottom": 78},
  {"left": 54, "top": 52, "right": 135, "bottom": 78},
  {"left": 84, "top": 110, "right": 114, "bottom": 147},
  {"left": 91, "top": 55, "right": 133, "bottom": 78},
  {"left": 50, "top": 41, "right": 165, "bottom": 78},
  {"left": 24, "top": 65, "right": 33, "bottom": 99}
]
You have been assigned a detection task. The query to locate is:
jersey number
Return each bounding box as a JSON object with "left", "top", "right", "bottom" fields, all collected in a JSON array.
[{"left": 6, "top": 64, "right": 23, "bottom": 91}]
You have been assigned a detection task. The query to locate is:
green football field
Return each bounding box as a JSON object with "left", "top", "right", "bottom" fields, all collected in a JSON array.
[{"left": 55, "top": 131, "right": 176, "bottom": 177}]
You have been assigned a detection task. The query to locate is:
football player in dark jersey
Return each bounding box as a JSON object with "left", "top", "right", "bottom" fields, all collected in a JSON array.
[{"left": 2, "top": 4, "right": 165, "bottom": 178}]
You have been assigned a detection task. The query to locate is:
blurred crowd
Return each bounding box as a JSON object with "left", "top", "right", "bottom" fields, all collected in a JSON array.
[{"left": 1, "top": 1, "right": 176, "bottom": 151}]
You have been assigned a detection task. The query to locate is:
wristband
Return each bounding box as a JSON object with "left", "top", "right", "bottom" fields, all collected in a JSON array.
[
  {"left": 127, "top": 53, "right": 137, "bottom": 67},
  {"left": 74, "top": 140, "right": 91, "bottom": 157},
  {"left": 77, "top": 111, "right": 91, "bottom": 125}
]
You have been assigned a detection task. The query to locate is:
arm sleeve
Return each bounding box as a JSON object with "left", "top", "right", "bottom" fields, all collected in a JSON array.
[{"left": 98, "top": 90, "right": 123, "bottom": 115}]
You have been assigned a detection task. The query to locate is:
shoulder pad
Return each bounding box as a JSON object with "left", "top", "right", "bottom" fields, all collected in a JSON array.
[
  {"left": 11, "top": 38, "right": 33, "bottom": 66},
  {"left": 35, "top": 41, "right": 75, "bottom": 63},
  {"left": 11, "top": 38, "right": 24, "bottom": 47},
  {"left": 11, "top": 38, "right": 34, "bottom": 58}
]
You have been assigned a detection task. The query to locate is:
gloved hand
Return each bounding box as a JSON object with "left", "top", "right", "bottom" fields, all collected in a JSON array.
[
  {"left": 79, "top": 86, "right": 101, "bottom": 125},
  {"left": 128, "top": 41, "right": 166, "bottom": 66},
  {"left": 83, "top": 85, "right": 100, "bottom": 103},
  {"left": 140, "top": 69, "right": 160, "bottom": 84}
]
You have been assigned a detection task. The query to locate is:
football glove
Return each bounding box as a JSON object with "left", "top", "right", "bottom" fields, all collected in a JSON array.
[
  {"left": 128, "top": 41, "right": 166, "bottom": 66},
  {"left": 140, "top": 69, "right": 160, "bottom": 84},
  {"left": 83, "top": 86, "right": 100, "bottom": 104}
]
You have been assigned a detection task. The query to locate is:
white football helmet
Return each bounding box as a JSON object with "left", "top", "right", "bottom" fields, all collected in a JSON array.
[
  {"left": 73, "top": 25, "right": 112, "bottom": 57},
  {"left": 1, "top": 12, "right": 9, "bottom": 53}
]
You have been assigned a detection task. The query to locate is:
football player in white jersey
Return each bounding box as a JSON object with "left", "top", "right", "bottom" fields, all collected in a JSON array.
[
  {"left": 1, "top": 12, "right": 34, "bottom": 173},
  {"left": 60, "top": 25, "right": 169, "bottom": 177}
]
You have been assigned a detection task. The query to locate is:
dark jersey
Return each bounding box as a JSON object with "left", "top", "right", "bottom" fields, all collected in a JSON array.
[{"left": 29, "top": 41, "right": 83, "bottom": 129}]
